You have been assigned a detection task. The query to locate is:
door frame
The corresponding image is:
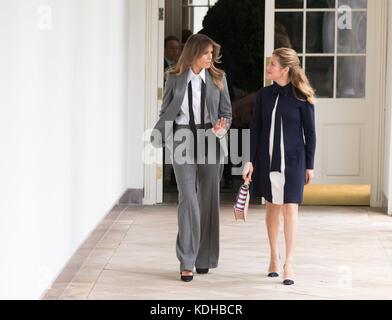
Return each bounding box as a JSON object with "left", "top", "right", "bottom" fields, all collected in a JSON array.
[
  {"left": 143, "top": 0, "right": 165, "bottom": 205},
  {"left": 369, "top": 0, "right": 388, "bottom": 207}
]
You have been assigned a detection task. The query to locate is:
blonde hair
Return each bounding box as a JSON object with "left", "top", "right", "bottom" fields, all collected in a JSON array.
[
  {"left": 168, "top": 34, "right": 225, "bottom": 91},
  {"left": 273, "top": 48, "right": 316, "bottom": 104}
]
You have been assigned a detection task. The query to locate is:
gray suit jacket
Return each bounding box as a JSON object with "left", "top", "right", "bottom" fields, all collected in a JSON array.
[{"left": 151, "top": 70, "right": 232, "bottom": 148}]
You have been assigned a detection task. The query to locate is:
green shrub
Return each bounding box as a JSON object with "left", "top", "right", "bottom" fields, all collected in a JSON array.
[{"left": 202, "top": 0, "right": 265, "bottom": 93}]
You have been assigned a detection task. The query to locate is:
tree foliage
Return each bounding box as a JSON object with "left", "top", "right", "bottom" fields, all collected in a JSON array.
[{"left": 202, "top": 0, "right": 265, "bottom": 93}]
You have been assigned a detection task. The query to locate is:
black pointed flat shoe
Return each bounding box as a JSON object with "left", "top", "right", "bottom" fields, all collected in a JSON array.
[
  {"left": 268, "top": 272, "right": 279, "bottom": 278},
  {"left": 283, "top": 264, "right": 294, "bottom": 285},
  {"left": 268, "top": 255, "right": 281, "bottom": 278},
  {"left": 283, "top": 279, "right": 295, "bottom": 285},
  {"left": 196, "top": 268, "right": 209, "bottom": 274},
  {"left": 180, "top": 271, "right": 194, "bottom": 282}
]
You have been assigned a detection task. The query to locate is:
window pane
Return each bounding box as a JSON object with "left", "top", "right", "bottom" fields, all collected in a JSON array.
[
  {"left": 306, "top": 12, "right": 335, "bottom": 53},
  {"left": 306, "top": 57, "right": 334, "bottom": 98},
  {"left": 193, "top": 7, "right": 208, "bottom": 33},
  {"left": 275, "top": 12, "right": 303, "bottom": 53},
  {"left": 337, "top": 56, "right": 366, "bottom": 98},
  {"left": 307, "top": 0, "right": 336, "bottom": 8},
  {"left": 299, "top": 56, "right": 303, "bottom": 67},
  {"left": 275, "top": 0, "right": 304, "bottom": 9},
  {"left": 339, "top": 0, "right": 367, "bottom": 9},
  {"left": 209, "top": 0, "right": 218, "bottom": 6},
  {"left": 338, "top": 12, "right": 367, "bottom": 53},
  {"left": 188, "top": 0, "right": 209, "bottom": 5}
]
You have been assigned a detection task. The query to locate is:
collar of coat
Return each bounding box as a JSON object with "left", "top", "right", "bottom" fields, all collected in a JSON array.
[{"left": 272, "top": 82, "right": 292, "bottom": 96}]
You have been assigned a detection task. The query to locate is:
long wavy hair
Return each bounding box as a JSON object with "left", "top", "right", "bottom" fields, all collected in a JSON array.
[
  {"left": 168, "top": 34, "right": 225, "bottom": 91},
  {"left": 273, "top": 48, "right": 316, "bottom": 104}
]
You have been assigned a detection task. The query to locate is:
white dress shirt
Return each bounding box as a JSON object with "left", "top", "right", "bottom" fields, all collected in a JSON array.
[{"left": 175, "top": 68, "right": 211, "bottom": 125}]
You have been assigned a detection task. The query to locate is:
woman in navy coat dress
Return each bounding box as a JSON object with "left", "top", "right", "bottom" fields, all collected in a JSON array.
[{"left": 243, "top": 48, "right": 316, "bottom": 285}]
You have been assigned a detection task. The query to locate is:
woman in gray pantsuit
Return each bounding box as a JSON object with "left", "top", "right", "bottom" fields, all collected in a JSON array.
[{"left": 152, "top": 34, "right": 232, "bottom": 282}]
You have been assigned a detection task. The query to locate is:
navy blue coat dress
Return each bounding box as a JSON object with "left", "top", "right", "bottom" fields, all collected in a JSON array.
[{"left": 250, "top": 82, "right": 316, "bottom": 204}]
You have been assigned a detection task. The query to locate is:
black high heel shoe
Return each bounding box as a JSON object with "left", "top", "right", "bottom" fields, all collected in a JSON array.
[
  {"left": 180, "top": 270, "right": 194, "bottom": 282},
  {"left": 196, "top": 268, "right": 209, "bottom": 274}
]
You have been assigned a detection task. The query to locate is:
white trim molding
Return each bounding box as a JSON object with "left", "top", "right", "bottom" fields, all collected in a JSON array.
[
  {"left": 370, "top": 0, "right": 388, "bottom": 207},
  {"left": 143, "top": 0, "right": 164, "bottom": 205},
  {"left": 385, "top": 0, "right": 392, "bottom": 215}
]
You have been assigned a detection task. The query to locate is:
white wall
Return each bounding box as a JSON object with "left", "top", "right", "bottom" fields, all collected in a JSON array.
[
  {"left": 0, "top": 0, "right": 130, "bottom": 299},
  {"left": 386, "top": 0, "right": 392, "bottom": 215}
]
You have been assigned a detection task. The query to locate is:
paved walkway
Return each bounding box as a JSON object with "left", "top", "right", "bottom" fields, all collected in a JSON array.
[{"left": 43, "top": 204, "right": 392, "bottom": 300}]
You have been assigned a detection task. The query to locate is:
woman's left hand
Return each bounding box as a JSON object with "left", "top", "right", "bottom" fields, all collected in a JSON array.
[
  {"left": 305, "top": 170, "right": 314, "bottom": 185},
  {"left": 212, "top": 117, "right": 229, "bottom": 138}
]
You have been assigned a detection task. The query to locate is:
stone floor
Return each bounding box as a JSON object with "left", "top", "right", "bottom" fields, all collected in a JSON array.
[{"left": 43, "top": 203, "right": 392, "bottom": 300}]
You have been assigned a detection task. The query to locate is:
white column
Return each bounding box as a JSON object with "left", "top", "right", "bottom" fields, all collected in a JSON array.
[
  {"left": 139, "top": 0, "right": 164, "bottom": 205},
  {"left": 264, "top": 0, "right": 275, "bottom": 86},
  {"left": 127, "top": 0, "right": 147, "bottom": 193},
  {"left": 386, "top": 1, "right": 392, "bottom": 215}
]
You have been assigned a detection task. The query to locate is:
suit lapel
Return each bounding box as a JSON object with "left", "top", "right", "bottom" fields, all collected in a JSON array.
[
  {"left": 161, "top": 72, "right": 188, "bottom": 121},
  {"left": 176, "top": 72, "right": 188, "bottom": 101}
]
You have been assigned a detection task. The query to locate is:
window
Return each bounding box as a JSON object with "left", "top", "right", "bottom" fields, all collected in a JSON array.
[
  {"left": 274, "top": 0, "right": 367, "bottom": 98},
  {"left": 182, "top": 0, "right": 218, "bottom": 33}
]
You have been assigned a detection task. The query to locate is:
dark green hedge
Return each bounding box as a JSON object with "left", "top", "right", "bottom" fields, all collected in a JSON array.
[{"left": 202, "top": 0, "right": 265, "bottom": 93}]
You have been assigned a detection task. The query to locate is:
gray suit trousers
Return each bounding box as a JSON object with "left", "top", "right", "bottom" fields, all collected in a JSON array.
[{"left": 170, "top": 124, "right": 225, "bottom": 272}]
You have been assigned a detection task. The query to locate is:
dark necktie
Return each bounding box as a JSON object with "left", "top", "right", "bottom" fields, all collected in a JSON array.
[
  {"left": 270, "top": 95, "right": 282, "bottom": 173},
  {"left": 200, "top": 80, "right": 206, "bottom": 129},
  {"left": 187, "top": 79, "right": 206, "bottom": 157}
]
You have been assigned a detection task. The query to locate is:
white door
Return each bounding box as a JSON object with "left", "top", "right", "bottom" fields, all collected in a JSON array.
[{"left": 264, "top": 0, "right": 387, "bottom": 206}]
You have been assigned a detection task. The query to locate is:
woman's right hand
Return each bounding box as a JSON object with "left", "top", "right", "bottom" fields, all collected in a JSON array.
[{"left": 242, "top": 162, "right": 254, "bottom": 182}]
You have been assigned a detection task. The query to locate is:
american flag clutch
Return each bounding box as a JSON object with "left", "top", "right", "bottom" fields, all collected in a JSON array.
[{"left": 234, "top": 181, "right": 250, "bottom": 221}]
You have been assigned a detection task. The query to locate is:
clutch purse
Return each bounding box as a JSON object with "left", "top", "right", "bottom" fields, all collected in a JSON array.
[{"left": 234, "top": 179, "right": 250, "bottom": 221}]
